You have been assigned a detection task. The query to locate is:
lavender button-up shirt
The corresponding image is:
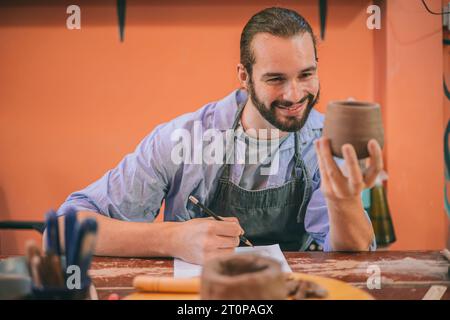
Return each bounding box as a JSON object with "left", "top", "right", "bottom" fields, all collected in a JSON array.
[{"left": 57, "top": 89, "right": 376, "bottom": 251}]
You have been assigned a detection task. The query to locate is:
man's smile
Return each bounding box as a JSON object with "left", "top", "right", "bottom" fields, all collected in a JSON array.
[{"left": 274, "top": 100, "right": 307, "bottom": 116}]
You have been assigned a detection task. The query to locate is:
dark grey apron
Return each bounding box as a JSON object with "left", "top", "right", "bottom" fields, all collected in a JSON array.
[{"left": 207, "top": 104, "right": 314, "bottom": 251}]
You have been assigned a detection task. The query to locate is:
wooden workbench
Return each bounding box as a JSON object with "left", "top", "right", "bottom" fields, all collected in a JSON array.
[
  {"left": 1, "top": 251, "right": 449, "bottom": 300},
  {"left": 84, "top": 251, "right": 449, "bottom": 300}
]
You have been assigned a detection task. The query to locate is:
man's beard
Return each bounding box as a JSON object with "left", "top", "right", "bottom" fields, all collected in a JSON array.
[{"left": 247, "top": 78, "right": 320, "bottom": 132}]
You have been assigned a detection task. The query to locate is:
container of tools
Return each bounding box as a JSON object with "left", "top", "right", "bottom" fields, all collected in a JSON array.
[
  {"left": 26, "top": 243, "right": 94, "bottom": 300},
  {"left": 0, "top": 207, "right": 98, "bottom": 300}
]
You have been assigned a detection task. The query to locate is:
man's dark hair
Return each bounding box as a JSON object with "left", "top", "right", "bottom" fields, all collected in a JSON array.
[{"left": 240, "top": 7, "right": 318, "bottom": 76}]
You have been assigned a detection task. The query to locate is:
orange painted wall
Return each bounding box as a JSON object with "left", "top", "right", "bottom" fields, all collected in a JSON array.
[
  {"left": 0, "top": 0, "right": 446, "bottom": 254},
  {"left": 383, "top": 0, "right": 447, "bottom": 250}
]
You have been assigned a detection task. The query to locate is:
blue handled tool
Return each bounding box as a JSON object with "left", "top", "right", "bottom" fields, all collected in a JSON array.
[
  {"left": 72, "top": 218, "right": 98, "bottom": 286},
  {"left": 45, "top": 210, "right": 61, "bottom": 256},
  {"left": 64, "top": 207, "right": 79, "bottom": 268}
]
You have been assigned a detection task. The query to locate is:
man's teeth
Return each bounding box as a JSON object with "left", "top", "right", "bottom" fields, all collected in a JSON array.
[
  {"left": 279, "top": 105, "right": 296, "bottom": 109},
  {"left": 279, "top": 102, "right": 305, "bottom": 110}
]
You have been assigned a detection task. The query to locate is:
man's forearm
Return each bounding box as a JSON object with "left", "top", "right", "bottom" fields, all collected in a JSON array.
[
  {"left": 55, "top": 211, "right": 180, "bottom": 258},
  {"left": 327, "top": 198, "right": 375, "bottom": 251}
]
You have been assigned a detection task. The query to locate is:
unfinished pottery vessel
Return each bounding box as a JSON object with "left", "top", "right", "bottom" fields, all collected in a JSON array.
[
  {"left": 322, "top": 100, "right": 384, "bottom": 159},
  {"left": 200, "top": 254, "right": 287, "bottom": 300}
]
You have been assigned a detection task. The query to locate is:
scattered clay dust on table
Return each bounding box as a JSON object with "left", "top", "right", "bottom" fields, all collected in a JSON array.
[
  {"left": 288, "top": 257, "right": 448, "bottom": 279},
  {"left": 88, "top": 257, "right": 448, "bottom": 280}
]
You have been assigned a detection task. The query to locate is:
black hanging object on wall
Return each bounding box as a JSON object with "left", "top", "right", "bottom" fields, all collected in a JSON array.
[
  {"left": 117, "top": 0, "right": 126, "bottom": 42},
  {"left": 319, "top": 0, "right": 327, "bottom": 40},
  {"left": 0, "top": 221, "right": 45, "bottom": 234}
]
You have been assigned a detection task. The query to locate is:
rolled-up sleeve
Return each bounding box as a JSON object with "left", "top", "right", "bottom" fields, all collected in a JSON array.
[
  {"left": 304, "top": 169, "right": 377, "bottom": 252},
  {"left": 57, "top": 125, "right": 172, "bottom": 222}
]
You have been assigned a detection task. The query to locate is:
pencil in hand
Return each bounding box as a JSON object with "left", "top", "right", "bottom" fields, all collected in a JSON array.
[{"left": 188, "top": 195, "right": 253, "bottom": 247}]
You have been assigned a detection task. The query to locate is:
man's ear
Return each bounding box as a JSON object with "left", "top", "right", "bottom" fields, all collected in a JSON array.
[{"left": 236, "top": 63, "right": 249, "bottom": 90}]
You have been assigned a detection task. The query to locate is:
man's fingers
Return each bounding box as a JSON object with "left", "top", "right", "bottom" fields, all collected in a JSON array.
[
  {"left": 199, "top": 216, "right": 244, "bottom": 235},
  {"left": 216, "top": 235, "right": 240, "bottom": 249},
  {"left": 363, "top": 139, "right": 383, "bottom": 187},
  {"left": 213, "top": 220, "right": 244, "bottom": 237},
  {"left": 342, "top": 144, "right": 364, "bottom": 193},
  {"left": 315, "top": 140, "right": 332, "bottom": 193},
  {"left": 219, "top": 216, "right": 244, "bottom": 235},
  {"left": 319, "top": 138, "right": 346, "bottom": 186},
  {"left": 220, "top": 216, "right": 239, "bottom": 223}
]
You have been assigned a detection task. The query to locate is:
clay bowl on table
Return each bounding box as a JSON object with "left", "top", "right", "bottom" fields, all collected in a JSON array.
[
  {"left": 200, "top": 254, "right": 287, "bottom": 300},
  {"left": 322, "top": 100, "right": 384, "bottom": 159}
]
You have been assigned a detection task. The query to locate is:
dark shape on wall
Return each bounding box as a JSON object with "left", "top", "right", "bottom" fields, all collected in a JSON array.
[
  {"left": 319, "top": 0, "right": 327, "bottom": 40},
  {"left": 117, "top": 0, "right": 126, "bottom": 42}
]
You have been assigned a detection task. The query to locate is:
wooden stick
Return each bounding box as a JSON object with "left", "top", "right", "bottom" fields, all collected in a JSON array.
[
  {"left": 25, "top": 240, "right": 43, "bottom": 287},
  {"left": 133, "top": 276, "right": 200, "bottom": 293},
  {"left": 39, "top": 255, "right": 65, "bottom": 288},
  {"left": 30, "top": 255, "right": 42, "bottom": 288}
]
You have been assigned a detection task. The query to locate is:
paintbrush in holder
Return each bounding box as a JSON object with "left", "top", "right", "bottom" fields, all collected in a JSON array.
[{"left": 24, "top": 209, "right": 98, "bottom": 299}]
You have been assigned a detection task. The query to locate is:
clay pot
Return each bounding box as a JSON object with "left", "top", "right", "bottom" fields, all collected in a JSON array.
[
  {"left": 200, "top": 254, "right": 287, "bottom": 300},
  {"left": 322, "top": 101, "right": 384, "bottom": 159}
]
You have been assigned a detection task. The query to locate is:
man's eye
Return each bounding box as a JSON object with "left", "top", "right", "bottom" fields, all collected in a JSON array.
[
  {"left": 301, "top": 73, "right": 312, "bottom": 79},
  {"left": 268, "top": 78, "right": 284, "bottom": 83}
]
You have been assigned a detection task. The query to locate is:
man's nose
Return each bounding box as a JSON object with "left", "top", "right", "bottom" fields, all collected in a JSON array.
[{"left": 283, "top": 80, "right": 304, "bottom": 104}]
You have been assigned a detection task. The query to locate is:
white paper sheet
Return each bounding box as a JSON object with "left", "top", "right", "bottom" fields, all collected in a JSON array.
[{"left": 174, "top": 244, "right": 292, "bottom": 278}]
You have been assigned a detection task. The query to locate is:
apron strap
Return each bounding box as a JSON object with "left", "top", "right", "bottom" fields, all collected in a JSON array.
[
  {"left": 221, "top": 102, "right": 246, "bottom": 180},
  {"left": 294, "top": 130, "right": 314, "bottom": 224},
  {"left": 292, "top": 131, "right": 302, "bottom": 176}
]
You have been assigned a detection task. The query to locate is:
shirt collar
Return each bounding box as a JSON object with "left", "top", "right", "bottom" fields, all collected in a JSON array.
[{"left": 213, "top": 89, "right": 245, "bottom": 130}]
